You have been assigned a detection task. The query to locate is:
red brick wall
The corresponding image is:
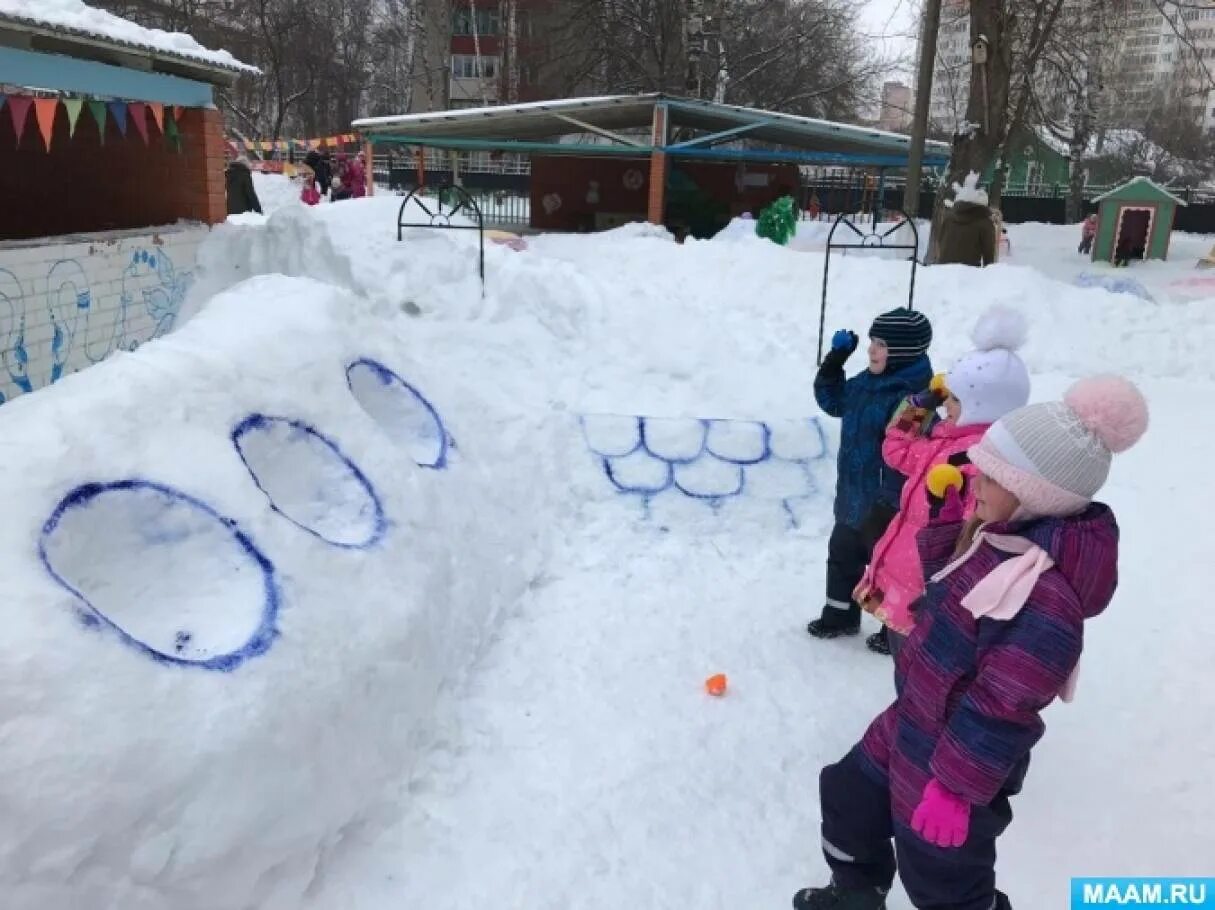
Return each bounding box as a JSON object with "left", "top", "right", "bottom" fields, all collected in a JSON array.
[
  {"left": 0, "top": 105, "right": 226, "bottom": 242},
  {"left": 529, "top": 156, "right": 802, "bottom": 232}
]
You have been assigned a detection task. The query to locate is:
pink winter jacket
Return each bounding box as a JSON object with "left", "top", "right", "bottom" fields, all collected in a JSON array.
[{"left": 856, "top": 413, "right": 988, "bottom": 634}]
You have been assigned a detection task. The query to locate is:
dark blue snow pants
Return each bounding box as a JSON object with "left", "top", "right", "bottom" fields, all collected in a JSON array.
[{"left": 819, "top": 747, "right": 1026, "bottom": 910}]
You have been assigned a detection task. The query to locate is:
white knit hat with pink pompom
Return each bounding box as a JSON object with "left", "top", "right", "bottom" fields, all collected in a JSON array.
[{"left": 968, "top": 375, "right": 1149, "bottom": 517}]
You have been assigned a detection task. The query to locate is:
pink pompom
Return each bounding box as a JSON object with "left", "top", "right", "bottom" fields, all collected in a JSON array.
[{"left": 1064, "top": 375, "right": 1149, "bottom": 453}]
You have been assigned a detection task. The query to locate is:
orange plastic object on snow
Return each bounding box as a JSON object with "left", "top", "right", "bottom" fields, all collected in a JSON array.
[{"left": 705, "top": 673, "right": 728, "bottom": 697}]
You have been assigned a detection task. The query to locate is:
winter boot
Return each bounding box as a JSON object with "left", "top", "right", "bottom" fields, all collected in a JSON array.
[
  {"left": 792, "top": 882, "right": 887, "bottom": 910},
  {"left": 865, "top": 631, "right": 891, "bottom": 656},
  {"left": 807, "top": 605, "right": 860, "bottom": 639}
]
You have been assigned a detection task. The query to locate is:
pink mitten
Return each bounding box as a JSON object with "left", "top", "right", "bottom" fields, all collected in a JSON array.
[{"left": 910, "top": 779, "right": 970, "bottom": 848}]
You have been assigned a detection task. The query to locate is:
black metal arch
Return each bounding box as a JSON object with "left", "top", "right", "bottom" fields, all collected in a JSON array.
[
  {"left": 397, "top": 183, "right": 486, "bottom": 290},
  {"left": 817, "top": 210, "right": 920, "bottom": 365}
]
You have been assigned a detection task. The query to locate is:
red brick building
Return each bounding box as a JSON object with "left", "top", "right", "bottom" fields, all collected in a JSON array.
[{"left": 0, "top": 4, "right": 252, "bottom": 403}]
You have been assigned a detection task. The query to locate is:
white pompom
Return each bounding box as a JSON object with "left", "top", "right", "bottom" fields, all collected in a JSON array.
[{"left": 970, "top": 304, "right": 1028, "bottom": 352}]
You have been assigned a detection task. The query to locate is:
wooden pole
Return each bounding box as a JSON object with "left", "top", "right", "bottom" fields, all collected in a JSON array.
[
  {"left": 904, "top": 0, "right": 943, "bottom": 218},
  {"left": 647, "top": 104, "right": 669, "bottom": 226}
]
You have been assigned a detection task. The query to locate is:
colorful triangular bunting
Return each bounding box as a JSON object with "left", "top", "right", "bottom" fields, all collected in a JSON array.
[
  {"left": 107, "top": 101, "right": 127, "bottom": 137},
  {"left": 62, "top": 98, "right": 84, "bottom": 137},
  {"left": 164, "top": 112, "right": 181, "bottom": 151},
  {"left": 33, "top": 98, "right": 58, "bottom": 151},
  {"left": 148, "top": 102, "right": 164, "bottom": 134},
  {"left": 7, "top": 95, "right": 32, "bottom": 147},
  {"left": 88, "top": 100, "right": 108, "bottom": 143},
  {"left": 128, "top": 102, "right": 149, "bottom": 143}
]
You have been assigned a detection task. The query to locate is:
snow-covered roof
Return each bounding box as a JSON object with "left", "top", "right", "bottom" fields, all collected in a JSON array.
[
  {"left": 0, "top": 0, "right": 256, "bottom": 76},
  {"left": 1034, "top": 126, "right": 1160, "bottom": 162},
  {"left": 1092, "top": 175, "right": 1188, "bottom": 206},
  {"left": 355, "top": 93, "right": 952, "bottom": 163}
]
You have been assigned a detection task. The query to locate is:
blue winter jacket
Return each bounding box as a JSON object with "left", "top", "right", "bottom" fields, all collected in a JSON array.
[{"left": 815, "top": 354, "right": 934, "bottom": 528}]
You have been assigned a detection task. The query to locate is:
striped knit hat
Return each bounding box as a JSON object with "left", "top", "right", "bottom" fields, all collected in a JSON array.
[
  {"left": 968, "top": 375, "right": 1149, "bottom": 517},
  {"left": 869, "top": 308, "right": 933, "bottom": 370}
]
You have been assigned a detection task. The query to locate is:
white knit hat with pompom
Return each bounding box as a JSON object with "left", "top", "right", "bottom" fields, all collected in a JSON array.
[
  {"left": 947, "top": 305, "right": 1031, "bottom": 427},
  {"left": 968, "top": 375, "right": 1149, "bottom": 517}
]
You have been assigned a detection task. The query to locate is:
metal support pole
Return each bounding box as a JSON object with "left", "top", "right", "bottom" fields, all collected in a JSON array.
[
  {"left": 904, "top": 0, "right": 943, "bottom": 218},
  {"left": 364, "top": 139, "right": 375, "bottom": 196}
]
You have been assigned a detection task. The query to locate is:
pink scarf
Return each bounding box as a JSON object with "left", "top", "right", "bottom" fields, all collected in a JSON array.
[{"left": 932, "top": 529, "right": 1080, "bottom": 702}]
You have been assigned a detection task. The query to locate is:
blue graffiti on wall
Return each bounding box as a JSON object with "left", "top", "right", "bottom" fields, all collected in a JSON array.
[
  {"left": 231, "top": 413, "right": 389, "bottom": 550},
  {"left": 345, "top": 357, "right": 454, "bottom": 469},
  {"left": 0, "top": 246, "right": 194, "bottom": 403},
  {"left": 39, "top": 479, "right": 281, "bottom": 672},
  {"left": 582, "top": 414, "right": 831, "bottom": 528}
]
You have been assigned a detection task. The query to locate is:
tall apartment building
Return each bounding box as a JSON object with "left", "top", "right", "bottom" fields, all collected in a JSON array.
[
  {"left": 877, "top": 81, "right": 912, "bottom": 132},
  {"left": 922, "top": 0, "right": 971, "bottom": 134},
  {"left": 920, "top": 0, "right": 1215, "bottom": 137},
  {"left": 447, "top": 0, "right": 557, "bottom": 108}
]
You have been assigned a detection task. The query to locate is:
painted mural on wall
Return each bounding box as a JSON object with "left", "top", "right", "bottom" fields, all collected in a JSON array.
[
  {"left": 0, "top": 230, "right": 201, "bottom": 404},
  {"left": 581, "top": 414, "right": 833, "bottom": 528}
]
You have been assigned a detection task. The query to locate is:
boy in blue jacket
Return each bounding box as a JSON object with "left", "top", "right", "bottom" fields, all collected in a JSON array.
[{"left": 808, "top": 308, "right": 933, "bottom": 642}]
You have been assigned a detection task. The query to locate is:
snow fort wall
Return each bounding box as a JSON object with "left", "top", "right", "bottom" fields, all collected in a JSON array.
[
  {"left": 0, "top": 223, "right": 206, "bottom": 404},
  {"left": 0, "top": 274, "right": 553, "bottom": 909}
]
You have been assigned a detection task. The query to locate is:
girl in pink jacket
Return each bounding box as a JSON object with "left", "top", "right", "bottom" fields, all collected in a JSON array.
[{"left": 856, "top": 307, "right": 1031, "bottom": 655}]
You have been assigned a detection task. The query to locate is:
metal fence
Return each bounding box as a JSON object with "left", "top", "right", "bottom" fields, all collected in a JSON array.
[{"left": 367, "top": 158, "right": 1215, "bottom": 232}]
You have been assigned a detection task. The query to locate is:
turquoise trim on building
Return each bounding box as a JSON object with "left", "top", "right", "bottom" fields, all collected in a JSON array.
[
  {"left": 666, "top": 146, "right": 948, "bottom": 168},
  {"left": 370, "top": 135, "right": 655, "bottom": 155},
  {"left": 0, "top": 46, "right": 214, "bottom": 107}
]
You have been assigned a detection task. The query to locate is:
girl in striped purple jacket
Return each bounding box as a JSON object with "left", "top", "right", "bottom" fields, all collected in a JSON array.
[{"left": 794, "top": 375, "right": 1149, "bottom": 910}]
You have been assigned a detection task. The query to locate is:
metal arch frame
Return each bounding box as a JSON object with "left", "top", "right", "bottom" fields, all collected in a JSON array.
[
  {"left": 817, "top": 211, "right": 920, "bottom": 365},
  {"left": 397, "top": 182, "right": 486, "bottom": 291}
]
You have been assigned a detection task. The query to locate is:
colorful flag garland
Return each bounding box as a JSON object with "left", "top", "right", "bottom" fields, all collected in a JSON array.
[
  {"left": 0, "top": 92, "right": 194, "bottom": 152},
  {"left": 233, "top": 132, "right": 362, "bottom": 155}
]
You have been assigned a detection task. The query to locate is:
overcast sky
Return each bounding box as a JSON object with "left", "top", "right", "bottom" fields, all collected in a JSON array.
[{"left": 857, "top": 0, "right": 919, "bottom": 81}]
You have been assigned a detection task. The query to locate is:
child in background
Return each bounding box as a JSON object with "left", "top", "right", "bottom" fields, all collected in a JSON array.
[
  {"left": 856, "top": 307, "right": 1030, "bottom": 655},
  {"left": 299, "top": 166, "right": 321, "bottom": 207},
  {"left": 808, "top": 309, "right": 934, "bottom": 640},
  {"left": 794, "top": 375, "right": 1148, "bottom": 910},
  {"left": 1079, "top": 213, "right": 1098, "bottom": 255}
]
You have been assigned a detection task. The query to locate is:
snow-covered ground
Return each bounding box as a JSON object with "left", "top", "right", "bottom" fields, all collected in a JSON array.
[{"left": 2, "top": 198, "right": 1211, "bottom": 909}]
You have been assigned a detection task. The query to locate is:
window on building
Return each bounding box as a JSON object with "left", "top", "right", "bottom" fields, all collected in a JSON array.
[
  {"left": 452, "top": 54, "right": 499, "bottom": 79},
  {"left": 452, "top": 8, "right": 501, "bottom": 35}
]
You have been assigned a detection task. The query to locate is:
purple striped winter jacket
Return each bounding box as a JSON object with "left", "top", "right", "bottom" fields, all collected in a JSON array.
[{"left": 858, "top": 504, "right": 1120, "bottom": 824}]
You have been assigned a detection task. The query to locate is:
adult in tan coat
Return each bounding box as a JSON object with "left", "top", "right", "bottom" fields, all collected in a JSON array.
[{"left": 936, "top": 178, "right": 997, "bottom": 267}]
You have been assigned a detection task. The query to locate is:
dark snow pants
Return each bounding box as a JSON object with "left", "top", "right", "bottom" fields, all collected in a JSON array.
[
  {"left": 819, "top": 747, "right": 1026, "bottom": 910},
  {"left": 821, "top": 522, "right": 869, "bottom": 623}
]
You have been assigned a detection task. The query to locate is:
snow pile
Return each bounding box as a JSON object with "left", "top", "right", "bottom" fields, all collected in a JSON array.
[
  {"left": 947, "top": 171, "right": 989, "bottom": 207},
  {"left": 0, "top": 276, "right": 554, "bottom": 909},
  {"left": 0, "top": 0, "right": 256, "bottom": 71},
  {"left": 248, "top": 172, "right": 302, "bottom": 218},
  {"left": 7, "top": 203, "right": 1214, "bottom": 909}
]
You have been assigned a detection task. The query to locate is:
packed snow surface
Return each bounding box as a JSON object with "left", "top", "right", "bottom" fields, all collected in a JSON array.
[
  {"left": 0, "top": 0, "right": 255, "bottom": 71},
  {"left": 2, "top": 195, "right": 1212, "bottom": 909}
]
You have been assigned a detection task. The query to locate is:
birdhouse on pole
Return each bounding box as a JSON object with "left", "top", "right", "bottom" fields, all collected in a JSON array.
[{"left": 971, "top": 35, "right": 989, "bottom": 65}]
